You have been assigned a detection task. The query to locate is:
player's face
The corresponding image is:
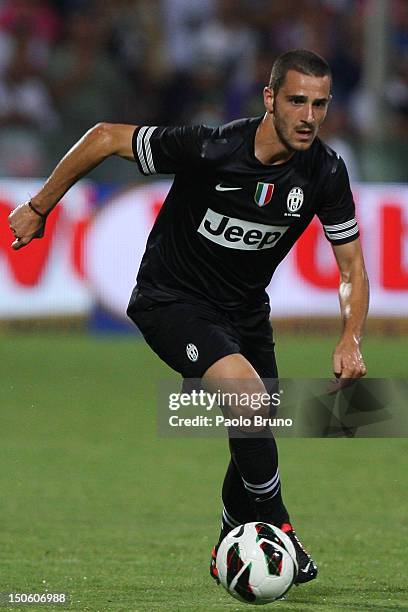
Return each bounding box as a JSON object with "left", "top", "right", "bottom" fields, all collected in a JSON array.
[{"left": 265, "top": 70, "right": 331, "bottom": 152}]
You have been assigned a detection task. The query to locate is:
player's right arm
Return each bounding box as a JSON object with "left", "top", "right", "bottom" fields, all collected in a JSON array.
[{"left": 8, "top": 123, "right": 136, "bottom": 250}]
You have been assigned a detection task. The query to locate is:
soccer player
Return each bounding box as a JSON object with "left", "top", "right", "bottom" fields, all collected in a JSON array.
[{"left": 8, "top": 49, "right": 369, "bottom": 585}]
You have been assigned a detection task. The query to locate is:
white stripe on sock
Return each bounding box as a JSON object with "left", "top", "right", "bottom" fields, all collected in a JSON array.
[
  {"left": 222, "top": 507, "right": 240, "bottom": 528},
  {"left": 242, "top": 470, "right": 280, "bottom": 493}
]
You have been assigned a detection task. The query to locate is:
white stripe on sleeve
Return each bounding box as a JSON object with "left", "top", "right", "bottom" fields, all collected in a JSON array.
[
  {"left": 136, "top": 126, "right": 158, "bottom": 175},
  {"left": 144, "top": 126, "right": 157, "bottom": 174},
  {"left": 323, "top": 217, "right": 357, "bottom": 232},
  {"left": 325, "top": 225, "right": 359, "bottom": 241},
  {"left": 136, "top": 126, "right": 149, "bottom": 174}
]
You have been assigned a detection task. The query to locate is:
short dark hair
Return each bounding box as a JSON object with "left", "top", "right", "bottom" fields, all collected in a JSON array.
[{"left": 269, "top": 49, "right": 332, "bottom": 94}]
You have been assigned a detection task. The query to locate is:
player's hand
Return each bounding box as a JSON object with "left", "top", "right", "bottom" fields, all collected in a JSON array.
[
  {"left": 332, "top": 336, "right": 367, "bottom": 379},
  {"left": 8, "top": 202, "right": 47, "bottom": 250}
]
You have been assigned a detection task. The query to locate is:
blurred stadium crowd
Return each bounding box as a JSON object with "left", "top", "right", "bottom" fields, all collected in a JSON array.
[{"left": 0, "top": 0, "right": 407, "bottom": 181}]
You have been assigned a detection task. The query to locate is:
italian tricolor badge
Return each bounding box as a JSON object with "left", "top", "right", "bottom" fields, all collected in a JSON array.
[{"left": 254, "top": 182, "right": 274, "bottom": 207}]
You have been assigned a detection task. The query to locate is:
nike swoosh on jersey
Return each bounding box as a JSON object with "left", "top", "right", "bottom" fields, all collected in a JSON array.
[{"left": 215, "top": 183, "right": 243, "bottom": 191}]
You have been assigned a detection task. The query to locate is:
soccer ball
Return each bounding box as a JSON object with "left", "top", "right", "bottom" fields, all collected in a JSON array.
[{"left": 216, "top": 522, "right": 298, "bottom": 605}]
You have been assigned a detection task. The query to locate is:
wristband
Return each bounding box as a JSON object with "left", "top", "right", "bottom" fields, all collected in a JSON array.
[{"left": 28, "top": 200, "right": 48, "bottom": 220}]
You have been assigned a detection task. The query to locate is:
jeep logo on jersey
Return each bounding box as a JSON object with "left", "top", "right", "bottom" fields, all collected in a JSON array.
[
  {"left": 254, "top": 182, "right": 274, "bottom": 207},
  {"left": 197, "top": 209, "right": 289, "bottom": 250},
  {"left": 287, "top": 187, "right": 304, "bottom": 212}
]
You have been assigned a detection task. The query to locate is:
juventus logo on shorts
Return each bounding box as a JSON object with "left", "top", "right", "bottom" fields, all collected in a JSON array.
[{"left": 186, "top": 343, "right": 199, "bottom": 362}]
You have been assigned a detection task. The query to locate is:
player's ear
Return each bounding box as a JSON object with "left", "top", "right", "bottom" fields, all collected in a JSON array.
[{"left": 263, "top": 87, "right": 274, "bottom": 114}]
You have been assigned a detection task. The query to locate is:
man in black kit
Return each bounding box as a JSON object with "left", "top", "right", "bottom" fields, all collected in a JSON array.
[{"left": 9, "top": 49, "right": 369, "bottom": 586}]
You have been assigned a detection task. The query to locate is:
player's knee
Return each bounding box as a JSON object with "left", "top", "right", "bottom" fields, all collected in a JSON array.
[{"left": 227, "top": 380, "right": 271, "bottom": 422}]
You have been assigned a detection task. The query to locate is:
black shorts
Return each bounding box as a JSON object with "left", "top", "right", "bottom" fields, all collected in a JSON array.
[{"left": 127, "top": 288, "right": 278, "bottom": 380}]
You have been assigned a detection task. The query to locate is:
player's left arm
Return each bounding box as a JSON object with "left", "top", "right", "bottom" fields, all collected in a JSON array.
[{"left": 331, "top": 237, "right": 369, "bottom": 378}]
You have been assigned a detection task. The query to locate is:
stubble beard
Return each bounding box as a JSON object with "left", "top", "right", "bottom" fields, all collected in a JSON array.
[
  {"left": 273, "top": 108, "right": 316, "bottom": 153},
  {"left": 273, "top": 115, "right": 297, "bottom": 153}
]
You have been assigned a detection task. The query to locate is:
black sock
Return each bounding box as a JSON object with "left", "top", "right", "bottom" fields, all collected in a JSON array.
[
  {"left": 217, "top": 459, "right": 256, "bottom": 545},
  {"left": 228, "top": 427, "right": 290, "bottom": 526}
]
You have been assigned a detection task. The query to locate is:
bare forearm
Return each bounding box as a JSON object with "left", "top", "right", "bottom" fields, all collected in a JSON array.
[
  {"left": 331, "top": 239, "right": 369, "bottom": 377},
  {"left": 338, "top": 265, "right": 369, "bottom": 342},
  {"left": 8, "top": 123, "right": 135, "bottom": 250},
  {"left": 31, "top": 123, "right": 124, "bottom": 215}
]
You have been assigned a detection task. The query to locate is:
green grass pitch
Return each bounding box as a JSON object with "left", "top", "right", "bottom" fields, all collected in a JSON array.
[{"left": 0, "top": 333, "right": 407, "bottom": 611}]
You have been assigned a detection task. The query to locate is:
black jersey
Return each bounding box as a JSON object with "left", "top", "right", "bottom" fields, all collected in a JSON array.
[{"left": 132, "top": 117, "right": 359, "bottom": 309}]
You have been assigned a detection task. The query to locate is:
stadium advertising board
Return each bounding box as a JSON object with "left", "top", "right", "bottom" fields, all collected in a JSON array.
[
  {"left": 1, "top": 180, "right": 407, "bottom": 319},
  {"left": 0, "top": 180, "right": 92, "bottom": 318}
]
